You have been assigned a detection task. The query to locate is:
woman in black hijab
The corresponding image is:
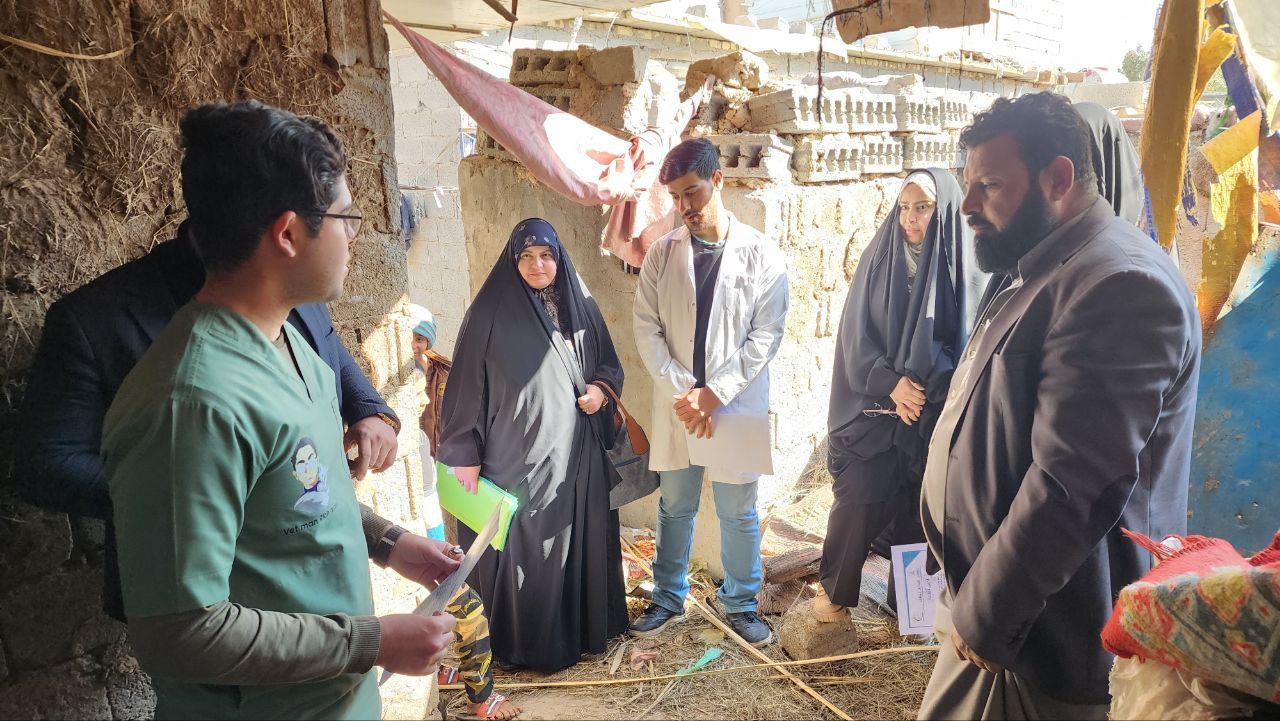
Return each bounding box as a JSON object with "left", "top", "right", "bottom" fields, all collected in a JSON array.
[
  {"left": 817, "top": 169, "right": 987, "bottom": 621},
  {"left": 1075, "top": 101, "right": 1146, "bottom": 227},
  {"left": 438, "top": 218, "right": 628, "bottom": 672}
]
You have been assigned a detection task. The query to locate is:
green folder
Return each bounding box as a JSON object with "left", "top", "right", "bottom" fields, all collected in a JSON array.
[{"left": 435, "top": 462, "right": 518, "bottom": 551}]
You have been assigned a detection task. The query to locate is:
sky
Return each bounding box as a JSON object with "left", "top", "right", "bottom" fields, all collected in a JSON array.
[
  {"left": 750, "top": 0, "right": 1165, "bottom": 71},
  {"left": 1058, "top": 0, "right": 1163, "bottom": 70}
]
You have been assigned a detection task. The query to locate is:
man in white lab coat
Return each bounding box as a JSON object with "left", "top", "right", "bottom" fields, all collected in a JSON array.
[{"left": 630, "top": 138, "right": 790, "bottom": 647}]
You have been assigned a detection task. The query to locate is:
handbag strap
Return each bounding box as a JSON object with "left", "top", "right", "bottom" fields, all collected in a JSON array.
[{"left": 589, "top": 380, "right": 650, "bottom": 455}]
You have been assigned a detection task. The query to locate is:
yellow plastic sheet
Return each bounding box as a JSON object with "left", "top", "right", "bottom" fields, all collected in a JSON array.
[
  {"left": 1198, "top": 111, "right": 1261, "bottom": 329},
  {"left": 1140, "top": 0, "right": 1208, "bottom": 251}
]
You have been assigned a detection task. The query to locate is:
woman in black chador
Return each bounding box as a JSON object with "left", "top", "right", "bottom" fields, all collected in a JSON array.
[{"left": 438, "top": 218, "right": 628, "bottom": 672}]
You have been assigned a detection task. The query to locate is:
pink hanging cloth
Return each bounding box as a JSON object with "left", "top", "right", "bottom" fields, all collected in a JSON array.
[{"left": 384, "top": 12, "right": 711, "bottom": 267}]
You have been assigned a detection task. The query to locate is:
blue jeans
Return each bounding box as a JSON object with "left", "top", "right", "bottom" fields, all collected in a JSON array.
[{"left": 651, "top": 465, "right": 762, "bottom": 614}]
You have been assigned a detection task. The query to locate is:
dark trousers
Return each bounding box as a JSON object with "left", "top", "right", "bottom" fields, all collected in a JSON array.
[{"left": 820, "top": 446, "right": 926, "bottom": 608}]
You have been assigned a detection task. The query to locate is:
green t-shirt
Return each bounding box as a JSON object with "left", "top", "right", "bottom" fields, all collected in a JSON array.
[{"left": 103, "top": 301, "right": 379, "bottom": 720}]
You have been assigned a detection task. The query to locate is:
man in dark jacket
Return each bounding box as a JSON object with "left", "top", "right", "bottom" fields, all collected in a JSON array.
[
  {"left": 17, "top": 221, "right": 401, "bottom": 621},
  {"left": 917, "top": 92, "right": 1201, "bottom": 718}
]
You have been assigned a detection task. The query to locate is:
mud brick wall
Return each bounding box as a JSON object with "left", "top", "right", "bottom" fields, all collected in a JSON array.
[{"left": 0, "top": 1, "right": 434, "bottom": 717}]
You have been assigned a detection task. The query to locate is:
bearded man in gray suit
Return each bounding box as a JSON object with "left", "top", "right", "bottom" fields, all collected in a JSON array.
[{"left": 917, "top": 92, "right": 1201, "bottom": 719}]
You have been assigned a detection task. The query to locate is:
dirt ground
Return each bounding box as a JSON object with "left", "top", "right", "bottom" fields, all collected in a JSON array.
[{"left": 435, "top": 547, "right": 936, "bottom": 721}]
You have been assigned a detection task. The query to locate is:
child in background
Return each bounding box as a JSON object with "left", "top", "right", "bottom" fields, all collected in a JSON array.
[{"left": 408, "top": 305, "right": 519, "bottom": 720}]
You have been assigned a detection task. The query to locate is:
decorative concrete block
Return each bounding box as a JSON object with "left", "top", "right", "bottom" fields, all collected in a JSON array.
[
  {"left": 705, "top": 133, "right": 794, "bottom": 181},
  {"left": 583, "top": 45, "right": 648, "bottom": 86},
  {"left": 903, "top": 133, "right": 959, "bottom": 170},
  {"left": 895, "top": 95, "right": 943, "bottom": 133},
  {"left": 510, "top": 48, "right": 580, "bottom": 87},
  {"left": 940, "top": 90, "right": 971, "bottom": 130},
  {"left": 861, "top": 134, "right": 905, "bottom": 175},
  {"left": 793, "top": 135, "right": 864, "bottom": 184},
  {"left": 849, "top": 93, "right": 898, "bottom": 133},
  {"left": 747, "top": 86, "right": 862, "bottom": 134}
]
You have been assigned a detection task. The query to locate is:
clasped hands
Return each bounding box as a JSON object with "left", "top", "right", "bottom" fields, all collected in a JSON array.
[
  {"left": 890, "top": 376, "right": 926, "bottom": 426},
  {"left": 673, "top": 386, "right": 721, "bottom": 439}
]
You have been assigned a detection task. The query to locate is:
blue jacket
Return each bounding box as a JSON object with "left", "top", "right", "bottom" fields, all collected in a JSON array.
[{"left": 17, "top": 228, "right": 397, "bottom": 619}]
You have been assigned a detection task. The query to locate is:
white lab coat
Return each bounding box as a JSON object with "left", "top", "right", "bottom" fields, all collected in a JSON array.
[{"left": 632, "top": 213, "right": 790, "bottom": 484}]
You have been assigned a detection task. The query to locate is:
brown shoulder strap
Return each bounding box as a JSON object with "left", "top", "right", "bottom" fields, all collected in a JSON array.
[{"left": 590, "top": 380, "right": 650, "bottom": 455}]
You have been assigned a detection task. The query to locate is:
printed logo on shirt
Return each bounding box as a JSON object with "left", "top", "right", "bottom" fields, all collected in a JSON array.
[{"left": 291, "top": 437, "right": 331, "bottom": 514}]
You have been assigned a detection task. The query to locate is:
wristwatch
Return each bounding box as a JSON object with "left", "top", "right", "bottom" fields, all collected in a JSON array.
[
  {"left": 371, "top": 524, "right": 408, "bottom": 568},
  {"left": 375, "top": 412, "right": 401, "bottom": 434}
]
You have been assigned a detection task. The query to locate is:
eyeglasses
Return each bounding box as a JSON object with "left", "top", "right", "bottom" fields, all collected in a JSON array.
[
  {"left": 862, "top": 403, "right": 900, "bottom": 418},
  {"left": 307, "top": 210, "right": 363, "bottom": 239}
]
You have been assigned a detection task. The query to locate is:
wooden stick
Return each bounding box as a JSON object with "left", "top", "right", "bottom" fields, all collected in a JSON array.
[
  {"left": 621, "top": 536, "right": 859, "bottom": 720},
  {"left": 436, "top": 645, "right": 936, "bottom": 692}
]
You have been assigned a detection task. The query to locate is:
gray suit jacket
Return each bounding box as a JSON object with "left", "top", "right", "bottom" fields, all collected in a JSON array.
[{"left": 933, "top": 198, "right": 1201, "bottom": 703}]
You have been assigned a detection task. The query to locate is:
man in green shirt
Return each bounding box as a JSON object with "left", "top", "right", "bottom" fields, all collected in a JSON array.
[{"left": 102, "top": 101, "right": 458, "bottom": 720}]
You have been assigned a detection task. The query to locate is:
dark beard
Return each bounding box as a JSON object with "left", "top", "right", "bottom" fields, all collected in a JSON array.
[{"left": 971, "top": 187, "right": 1057, "bottom": 274}]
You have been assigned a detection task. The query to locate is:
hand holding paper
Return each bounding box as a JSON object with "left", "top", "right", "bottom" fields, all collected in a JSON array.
[{"left": 453, "top": 465, "right": 481, "bottom": 494}]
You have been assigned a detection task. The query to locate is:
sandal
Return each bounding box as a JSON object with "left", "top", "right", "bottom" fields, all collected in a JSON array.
[
  {"left": 437, "top": 665, "right": 460, "bottom": 686},
  {"left": 812, "top": 587, "right": 847, "bottom": 623},
  {"left": 460, "top": 692, "right": 521, "bottom": 721}
]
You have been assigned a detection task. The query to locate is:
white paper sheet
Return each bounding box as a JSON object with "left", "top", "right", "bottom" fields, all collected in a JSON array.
[
  {"left": 685, "top": 413, "right": 773, "bottom": 475},
  {"left": 891, "top": 542, "right": 946, "bottom": 637}
]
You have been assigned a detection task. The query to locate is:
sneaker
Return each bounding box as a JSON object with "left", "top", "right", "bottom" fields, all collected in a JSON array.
[
  {"left": 629, "top": 604, "right": 686, "bottom": 637},
  {"left": 727, "top": 611, "right": 774, "bottom": 647}
]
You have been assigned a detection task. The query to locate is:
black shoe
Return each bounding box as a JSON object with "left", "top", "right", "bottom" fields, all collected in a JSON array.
[
  {"left": 629, "top": 604, "right": 685, "bottom": 637},
  {"left": 726, "top": 611, "right": 774, "bottom": 647}
]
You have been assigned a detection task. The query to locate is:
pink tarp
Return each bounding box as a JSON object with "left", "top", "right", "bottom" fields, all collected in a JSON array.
[{"left": 385, "top": 12, "right": 711, "bottom": 266}]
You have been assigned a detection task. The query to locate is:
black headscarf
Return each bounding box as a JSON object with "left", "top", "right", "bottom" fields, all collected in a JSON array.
[
  {"left": 827, "top": 169, "right": 987, "bottom": 486},
  {"left": 1076, "top": 102, "right": 1145, "bottom": 226}
]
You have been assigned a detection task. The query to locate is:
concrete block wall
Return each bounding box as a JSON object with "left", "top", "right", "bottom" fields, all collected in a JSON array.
[{"left": 390, "top": 48, "right": 475, "bottom": 355}]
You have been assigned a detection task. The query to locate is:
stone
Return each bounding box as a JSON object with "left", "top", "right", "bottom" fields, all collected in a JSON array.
[
  {"left": 474, "top": 129, "right": 514, "bottom": 162},
  {"left": 0, "top": 568, "right": 107, "bottom": 671},
  {"left": 794, "top": 135, "right": 864, "bottom": 184},
  {"left": 861, "top": 134, "right": 905, "bottom": 175},
  {"left": 758, "top": 16, "right": 789, "bottom": 31},
  {"left": 904, "top": 133, "right": 959, "bottom": 170},
  {"left": 0, "top": 502, "right": 73, "bottom": 589},
  {"left": 729, "top": 14, "right": 757, "bottom": 27},
  {"left": 780, "top": 599, "right": 860, "bottom": 660},
  {"left": 0, "top": 657, "right": 111, "bottom": 720},
  {"left": 526, "top": 85, "right": 578, "bottom": 113},
  {"left": 704, "top": 133, "right": 794, "bottom": 181},
  {"left": 107, "top": 669, "right": 156, "bottom": 721},
  {"left": 968, "top": 91, "right": 999, "bottom": 114},
  {"left": 789, "top": 20, "right": 814, "bottom": 35},
  {"left": 894, "top": 95, "right": 944, "bottom": 133},
  {"left": 684, "top": 50, "right": 768, "bottom": 93},
  {"left": 509, "top": 48, "right": 584, "bottom": 87},
  {"left": 582, "top": 45, "right": 648, "bottom": 86},
  {"left": 70, "top": 517, "right": 107, "bottom": 557},
  {"left": 881, "top": 73, "right": 924, "bottom": 95}
]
